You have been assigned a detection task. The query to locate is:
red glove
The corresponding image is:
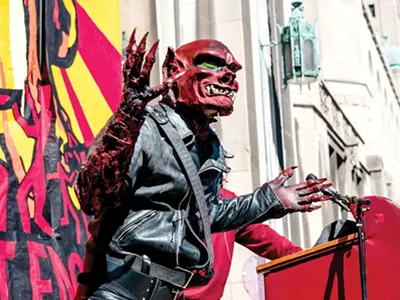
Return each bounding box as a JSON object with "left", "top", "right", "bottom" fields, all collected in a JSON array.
[{"left": 269, "top": 166, "right": 332, "bottom": 213}]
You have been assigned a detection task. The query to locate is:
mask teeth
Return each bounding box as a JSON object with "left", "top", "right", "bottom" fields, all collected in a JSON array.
[{"left": 206, "top": 84, "right": 236, "bottom": 100}]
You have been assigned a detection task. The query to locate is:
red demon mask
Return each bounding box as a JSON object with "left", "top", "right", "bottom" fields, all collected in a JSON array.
[{"left": 162, "top": 40, "right": 242, "bottom": 117}]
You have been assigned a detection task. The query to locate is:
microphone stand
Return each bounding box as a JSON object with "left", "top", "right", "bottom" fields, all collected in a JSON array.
[
  {"left": 333, "top": 194, "right": 369, "bottom": 300},
  {"left": 356, "top": 200, "right": 368, "bottom": 300},
  {"left": 333, "top": 193, "right": 369, "bottom": 300},
  {"left": 306, "top": 174, "right": 369, "bottom": 299}
]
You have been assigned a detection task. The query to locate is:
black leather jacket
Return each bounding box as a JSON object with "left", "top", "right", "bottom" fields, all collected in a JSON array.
[{"left": 83, "top": 104, "right": 286, "bottom": 271}]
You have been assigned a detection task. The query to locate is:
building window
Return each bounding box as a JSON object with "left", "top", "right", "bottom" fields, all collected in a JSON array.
[{"left": 369, "top": 4, "right": 376, "bottom": 17}]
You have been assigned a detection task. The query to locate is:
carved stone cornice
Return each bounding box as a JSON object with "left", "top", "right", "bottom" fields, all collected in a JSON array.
[{"left": 318, "top": 81, "right": 364, "bottom": 148}]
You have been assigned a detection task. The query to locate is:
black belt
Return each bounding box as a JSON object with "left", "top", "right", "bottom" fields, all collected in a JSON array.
[
  {"left": 105, "top": 257, "right": 180, "bottom": 300},
  {"left": 106, "top": 254, "right": 194, "bottom": 290}
]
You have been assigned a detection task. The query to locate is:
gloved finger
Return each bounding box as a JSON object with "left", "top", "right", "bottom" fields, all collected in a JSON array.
[
  {"left": 123, "top": 27, "right": 137, "bottom": 84},
  {"left": 280, "top": 165, "right": 298, "bottom": 177},
  {"left": 297, "top": 182, "right": 332, "bottom": 196},
  {"left": 140, "top": 40, "right": 159, "bottom": 86},
  {"left": 127, "top": 27, "right": 137, "bottom": 50},
  {"left": 298, "top": 194, "right": 332, "bottom": 204},
  {"left": 123, "top": 32, "right": 149, "bottom": 92},
  {"left": 300, "top": 203, "right": 322, "bottom": 212},
  {"left": 294, "top": 178, "right": 327, "bottom": 190},
  {"left": 131, "top": 32, "right": 149, "bottom": 78},
  {"left": 269, "top": 166, "right": 297, "bottom": 187},
  {"left": 162, "top": 46, "right": 176, "bottom": 79},
  {"left": 141, "top": 71, "right": 186, "bottom": 100}
]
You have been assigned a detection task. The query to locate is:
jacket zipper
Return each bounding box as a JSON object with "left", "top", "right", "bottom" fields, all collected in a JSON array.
[{"left": 115, "top": 211, "right": 155, "bottom": 242}]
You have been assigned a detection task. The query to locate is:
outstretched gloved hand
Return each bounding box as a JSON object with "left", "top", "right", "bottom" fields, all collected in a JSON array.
[
  {"left": 268, "top": 166, "right": 332, "bottom": 213},
  {"left": 121, "top": 29, "right": 185, "bottom": 114}
]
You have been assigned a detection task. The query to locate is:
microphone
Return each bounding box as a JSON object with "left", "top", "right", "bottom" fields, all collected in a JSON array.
[
  {"left": 306, "top": 173, "right": 371, "bottom": 206},
  {"left": 306, "top": 174, "right": 339, "bottom": 197},
  {"left": 306, "top": 173, "right": 350, "bottom": 212}
]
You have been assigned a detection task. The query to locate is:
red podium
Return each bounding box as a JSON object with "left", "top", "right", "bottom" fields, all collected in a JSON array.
[{"left": 256, "top": 196, "right": 400, "bottom": 300}]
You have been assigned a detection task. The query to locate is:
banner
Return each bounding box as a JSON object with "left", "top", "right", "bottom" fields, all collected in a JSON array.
[{"left": 0, "top": 1, "right": 121, "bottom": 298}]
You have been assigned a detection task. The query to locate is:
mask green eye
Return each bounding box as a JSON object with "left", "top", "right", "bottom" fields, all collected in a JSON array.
[
  {"left": 199, "top": 62, "right": 219, "bottom": 70},
  {"left": 194, "top": 54, "right": 226, "bottom": 70}
]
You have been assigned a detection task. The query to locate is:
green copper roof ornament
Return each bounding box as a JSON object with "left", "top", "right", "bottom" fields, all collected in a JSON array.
[{"left": 280, "top": 1, "right": 320, "bottom": 86}]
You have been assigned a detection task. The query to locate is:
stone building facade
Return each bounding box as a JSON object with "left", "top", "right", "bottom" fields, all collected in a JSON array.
[{"left": 119, "top": 0, "right": 400, "bottom": 299}]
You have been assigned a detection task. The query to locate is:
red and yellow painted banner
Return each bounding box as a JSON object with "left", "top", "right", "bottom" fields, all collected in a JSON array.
[{"left": 0, "top": 1, "right": 121, "bottom": 298}]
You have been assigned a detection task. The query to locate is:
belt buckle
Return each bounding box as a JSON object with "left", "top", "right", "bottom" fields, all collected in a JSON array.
[{"left": 174, "top": 266, "right": 194, "bottom": 289}]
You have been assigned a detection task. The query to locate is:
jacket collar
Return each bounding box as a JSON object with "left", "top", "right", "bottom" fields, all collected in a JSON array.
[
  {"left": 156, "top": 103, "right": 230, "bottom": 174},
  {"left": 157, "top": 103, "right": 194, "bottom": 146}
]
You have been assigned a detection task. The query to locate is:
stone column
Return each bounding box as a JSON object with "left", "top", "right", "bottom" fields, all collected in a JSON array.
[
  {"left": 197, "top": 0, "right": 215, "bottom": 39},
  {"left": 206, "top": 0, "right": 253, "bottom": 197},
  {"left": 175, "top": 0, "right": 197, "bottom": 45},
  {"left": 291, "top": 83, "right": 330, "bottom": 248},
  {"left": 204, "top": 2, "right": 256, "bottom": 299}
]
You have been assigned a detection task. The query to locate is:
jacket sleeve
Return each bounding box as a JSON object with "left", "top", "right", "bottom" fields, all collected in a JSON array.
[
  {"left": 235, "top": 223, "right": 303, "bottom": 259},
  {"left": 74, "top": 106, "right": 146, "bottom": 217},
  {"left": 210, "top": 183, "right": 286, "bottom": 233}
]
